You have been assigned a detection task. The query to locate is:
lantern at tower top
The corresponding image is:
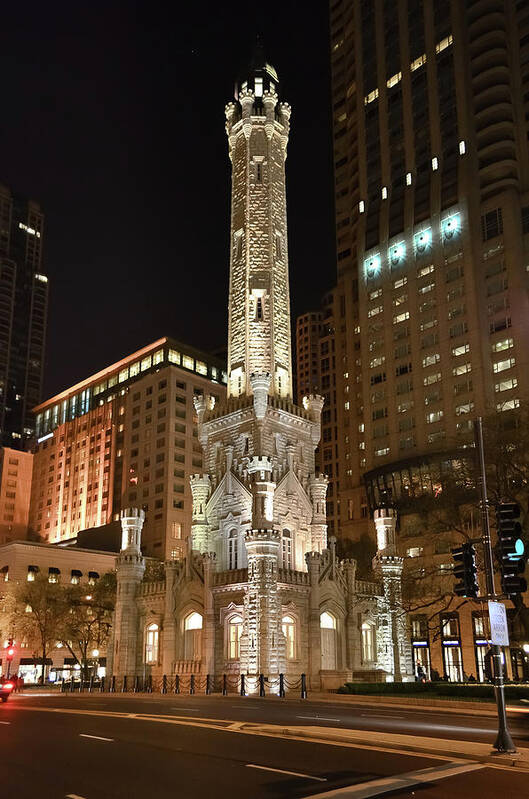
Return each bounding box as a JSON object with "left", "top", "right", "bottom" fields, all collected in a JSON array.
[{"left": 235, "top": 40, "right": 280, "bottom": 101}]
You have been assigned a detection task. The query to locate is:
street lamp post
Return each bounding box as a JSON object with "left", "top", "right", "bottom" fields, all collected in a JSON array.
[{"left": 474, "top": 417, "right": 516, "bottom": 754}]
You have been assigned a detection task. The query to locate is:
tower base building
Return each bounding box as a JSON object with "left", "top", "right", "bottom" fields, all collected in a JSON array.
[{"left": 109, "top": 50, "right": 413, "bottom": 689}]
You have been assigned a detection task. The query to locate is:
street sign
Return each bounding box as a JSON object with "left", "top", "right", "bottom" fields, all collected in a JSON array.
[{"left": 488, "top": 600, "right": 510, "bottom": 647}]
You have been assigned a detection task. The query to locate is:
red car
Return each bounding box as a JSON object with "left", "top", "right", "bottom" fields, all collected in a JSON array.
[{"left": 0, "top": 681, "right": 14, "bottom": 703}]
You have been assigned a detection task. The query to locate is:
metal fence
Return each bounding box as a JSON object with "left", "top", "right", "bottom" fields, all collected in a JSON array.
[{"left": 60, "top": 672, "right": 308, "bottom": 698}]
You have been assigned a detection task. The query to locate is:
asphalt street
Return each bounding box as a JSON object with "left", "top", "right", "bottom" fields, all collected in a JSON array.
[
  {"left": 1, "top": 692, "right": 527, "bottom": 798},
  {"left": 11, "top": 690, "right": 529, "bottom": 748}
]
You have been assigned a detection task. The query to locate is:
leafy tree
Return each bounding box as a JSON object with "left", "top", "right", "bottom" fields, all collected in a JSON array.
[
  {"left": 58, "top": 572, "right": 116, "bottom": 680},
  {"left": 14, "top": 575, "right": 69, "bottom": 684}
]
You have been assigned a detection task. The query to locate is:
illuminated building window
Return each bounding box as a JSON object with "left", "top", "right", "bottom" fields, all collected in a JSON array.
[
  {"left": 282, "top": 615, "right": 297, "bottom": 660},
  {"left": 168, "top": 349, "right": 181, "bottom": 364},
  {"left": 27, "top": 565, "right": 38, "bottom": 582},
  {"left": 182, "top": 355, "right": 194, "bottom": 371},
  {"left": 153, "top": 349, "right": 164, "bottom": 365},
  {"left": 359, "top": 200, "right": 365, "bottom": 213},
  {"left": 118, "top": 368, "right": 128, "bottom": 383},
  {"left": 497, "top": 399, "right": 520, "bottom": 412},
  {"left": 459, "top": 140, "right": 466, "bottom": 155},
  {"left": 381, "top": 186, "right": 388, "bottom": 200},
  {"left": 361, "top": 622, "right": 375, "bottom": 662},
  {"left": 432, "top": 157, "right": 439, "bottom": 171},
  {"left": 141, "top": 356, "right": 151, "bottom": 371},
  {"left": 129, "top": 362, "right": 140, "bottom": 377},
  {"left": 364, "top": 88, "right": 379, "bottom": 104},
  {"left": 435, "top": 34, "right": 453, "bottom": 54},
  {"left": 410, "top": 53, "right": 427, "bottom": 72},
  {"left": 254, "top": 77, "right": 263, "bottom": 97},
  {"left": 228, "top": 615, "right": 243, "bottom": 660},
  {"left": 184, "top": 612, "right": 203, "bottom": 660},
  {"left": 145, "top": 623, "right": 159, "bottom": 664},
  {"left": 406, "top": 172, "right": 412, "bottom": 186},
  {"left": 195, "top": 360, "right": 207, "bottom": 376}
]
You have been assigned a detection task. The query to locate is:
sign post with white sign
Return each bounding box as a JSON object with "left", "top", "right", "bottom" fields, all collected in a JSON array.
[{"left": 488, "top": 601, "right": 509, "bottom": 647}]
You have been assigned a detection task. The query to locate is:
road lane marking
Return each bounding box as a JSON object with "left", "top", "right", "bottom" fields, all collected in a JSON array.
[
  {"left": 297, "top": 716, "right": 341, "bottom": 722},
  {"left": 301, "top": 761, "right": 485, "bottom": 798},
  {"left": 0, "top": 721, "right": 10, "bottom": 725},
  {"left": 66, "top": 795, "right": 87, "bottom": 798},
  {"left": 246, "top": 764, "right": 327, "bottom": 782},
  {"left": 79, "top": 733, "right": 113, "bottom": 742},
  {"left": 360, "top": 713, "right": 402, "bottom": 719}
]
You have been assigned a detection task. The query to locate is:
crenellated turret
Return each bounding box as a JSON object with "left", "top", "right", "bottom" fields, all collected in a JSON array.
[
  {"left": 309, "top": 474, "right": 329, "bottom": 552},
  {"left": 190, "top": 474, "right": 211, "bottom": 553}
]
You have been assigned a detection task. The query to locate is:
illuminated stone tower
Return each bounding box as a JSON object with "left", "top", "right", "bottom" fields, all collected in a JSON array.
[{"left": 225, "top": 46, "right": 292, "bottom": 400}]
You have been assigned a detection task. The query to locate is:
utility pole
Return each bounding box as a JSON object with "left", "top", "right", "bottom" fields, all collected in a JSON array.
[{"left": 474, "top": 417, "right": 516, "bottom": 754}]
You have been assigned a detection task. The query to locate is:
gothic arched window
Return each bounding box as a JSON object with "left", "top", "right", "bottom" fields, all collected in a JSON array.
[
  {"left": 145, "top": 623, "right": 159, "bottom": 664},
  {"left": 320, "top": 611, "right": 337, "bottom": 670},
  {"left": 361, "top": 622, "right": 375, "bottom": 663},
  {"left": 228, "top": 614, "right": 243, "bottom": 660},
  {"left": 228, "top": 529, "right": 238, "bottom": 570},
  {"left": 282, "top": 529, "right": 293, "bottom": 569},
  {"left": 184, "top": 611, "right": 203, "bottom": 660},
  {"left": 282, "top": 614, "right": 296, "bottom": 660}
]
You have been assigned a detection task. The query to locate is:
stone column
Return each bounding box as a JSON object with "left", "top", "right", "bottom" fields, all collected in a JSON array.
[
  {"left": 306, "top": 552, "right": 322, "bottom": 688},
  {"left": 190, "top": 474, "right": 211, "bottom": 553},
  {"left": 239, "top": 455, "right": 283, "bottom": 681},
  {"left": 202, "top": 553, "right": 216, "bottom": 676},
  {"left": 242, "top": 528, "right": 282, "bottom": 679},
  {"left": 342, "top": 558, "right": 357, "bottom": 673},
  {"left": 372, "top": 507, "right": 414, "bottom": 682},
  {"left": 309, "top": 474, "right": 329, "bottom": 552},
  {"left": 162, "top": 560, "right": 178, "bottom": 676},
  {"left": 112, "top": 508, "right": 146, "bottom": 678}
]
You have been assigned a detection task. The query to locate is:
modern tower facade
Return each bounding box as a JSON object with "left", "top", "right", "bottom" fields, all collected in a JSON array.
[
  {"left": 324, "top": 0, "right": 529, "bottom": 681},
  {"left": 327, "top": 0, "right": 529, "bottom": 525},
  {"left": 28, "top": 338, "right": 226, "bottom": 559},
  {"left": 0, "top": 184, "right": 48, "bottom": 450}
]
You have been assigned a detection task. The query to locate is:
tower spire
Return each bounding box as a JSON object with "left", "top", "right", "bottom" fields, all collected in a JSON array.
[{"left": 225, "top": 51, "right": 292, "bottom": 400}]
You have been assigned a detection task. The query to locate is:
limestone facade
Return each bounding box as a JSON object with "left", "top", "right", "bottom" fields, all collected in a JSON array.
[{"left": 109, "top": 53, "right": 413, "bottom": 690}]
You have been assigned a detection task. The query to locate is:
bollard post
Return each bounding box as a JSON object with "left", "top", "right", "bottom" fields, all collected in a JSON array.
[
  {"left": 174, "top": 674, "right": 180, "bottom": 694},
  {"left": 222, "top": 674, "right": 227, "bottom": 696},
  {"left": 89, "top": 676, "right": 94, "bottom": 693},
  {"left": 279, "top": 673, "right": 285, "bottom": 698},
  {"left": 148, "top": 675, "right": 153, "bottom": 693},
  {"left": 190, "top": 674, "right": 195, "bottom": 695},
  {"left": 61, "top": 678, "right": 65, "bottom": 693},
  {"left": 122, "top": 675, "right": 127, "bottom": 693},
  {"left": 100, "top": 675, "right": 105, "bottom": 692},
  {"left": 70, "top": 675, "right": 75, "bottom": 693},
  {"left": 134, "top": 676, "right": 139, "bottom": 693},
  {"left": 206, "top": 674, "right": 211, "bottom": 695},
  {"left": 110, "top": 675, "right": 116, "bottom": 693},
  {"left": 79, "top": 676, "right": 84, "bottom": 693},
  {"left": 240, "top": 673, "right": 246, "bottom": 697},
  {"left": 259, "top": 673, "right": 265, "bottom": 697},
  {"left": 161, "top": 674, "right": 167, "bottom": 694},
  {"left": 301, "top": 673, "right": 307, "bottom": 699}
]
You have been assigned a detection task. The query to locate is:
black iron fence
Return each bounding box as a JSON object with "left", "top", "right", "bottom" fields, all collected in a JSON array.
[{"left": 60, "top": 672, "right": 308, "bottom": 699}]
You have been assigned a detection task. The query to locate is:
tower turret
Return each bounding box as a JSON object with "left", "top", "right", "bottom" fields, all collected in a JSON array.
[{"left": 225, "top": 45, "right": 292, "bottom": 401}]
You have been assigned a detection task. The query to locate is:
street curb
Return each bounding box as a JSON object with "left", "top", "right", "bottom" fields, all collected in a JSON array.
[{"left": 247, "top": 724, "right": 528, "bottom": 770}]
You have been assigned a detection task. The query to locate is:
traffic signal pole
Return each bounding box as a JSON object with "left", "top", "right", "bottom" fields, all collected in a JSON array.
[{"left": 474, "top": 417, "right": 516, "bottom": 754}]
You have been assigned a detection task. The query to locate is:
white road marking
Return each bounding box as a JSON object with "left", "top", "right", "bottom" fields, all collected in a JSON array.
[
  {"left": 79, "top": 733, "right": 113, "bottom": 742},
  {"left": 65, "top": 795, "right": 87, "bottom": 799},
  {"left": 302, "top": 761, "right": 485, "bottom": 798},
  {"left": 297, "top": 716, "right": 341, "bottom": 722},
  {"left": 360, "top": 713, "right": 402, "bottom": 719},
  {"left": 0, "top": 721, "right": 10, "bottom": 725},
  {"left": 246, "top": 764, "right": 327, "bottom": 782}
]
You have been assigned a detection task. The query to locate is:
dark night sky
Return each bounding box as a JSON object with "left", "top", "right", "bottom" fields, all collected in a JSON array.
[{"left": 0, "top": 1, "right": 336, "bottom": 398}]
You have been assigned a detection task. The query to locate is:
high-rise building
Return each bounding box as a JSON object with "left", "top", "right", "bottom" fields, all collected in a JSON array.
[
  {"left": 327, "top": 0, "right": 529, "bottom": 528},
  {"left": 295, "top": 311, "right": 323, "bottom": 403},
  {"left": 28, "top": 338, "right": 226, "bottom": 559},
  {"left": 325, "top": 0, "right": 529, "bottom": 680},
  {"left": 0, "top": 447, "right": 33, "bottom": 544},
  {"left": 0, "top": 185, "right": 48, "bottom": 449}
]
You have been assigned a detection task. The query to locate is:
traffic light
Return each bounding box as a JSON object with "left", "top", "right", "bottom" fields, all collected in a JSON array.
[
  {"left": 496, "top": 503, "right": 527, "bottom": 596},
  {"left": 5, "top": 639, "right": 14, "bottom": 662},
  {"left": 451, "top": 542, "right": 479, "bottom": 598}
]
